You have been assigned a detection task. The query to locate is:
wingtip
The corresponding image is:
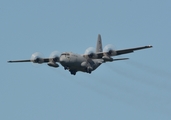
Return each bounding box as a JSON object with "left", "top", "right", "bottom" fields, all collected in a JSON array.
[{"left": 148, "top": 45, "right": 153, "bottom": 48}]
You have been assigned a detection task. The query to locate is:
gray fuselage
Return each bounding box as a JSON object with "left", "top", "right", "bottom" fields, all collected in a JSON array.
[{"left": 59, "top": 52, "right": 102, "bottom": 73}]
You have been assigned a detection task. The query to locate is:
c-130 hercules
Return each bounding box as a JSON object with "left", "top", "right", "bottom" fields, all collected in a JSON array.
[{"left": 8, "top": 34, "right": 152, "bottom": 75}]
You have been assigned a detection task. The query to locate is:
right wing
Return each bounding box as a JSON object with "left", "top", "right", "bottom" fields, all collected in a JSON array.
[
  {"left": 8, "top": 58, "right": 49, "bottom": 63},
  {"left": 8, "top": 57, "right": 59, "bottom": 68},
  {"left": 8, "top": 60, "right": 31, "bottom": 63}
]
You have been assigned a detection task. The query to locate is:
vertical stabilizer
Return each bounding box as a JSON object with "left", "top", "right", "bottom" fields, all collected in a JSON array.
[{"left": 96, "top": 34, "right": 103, "bottom": 52}]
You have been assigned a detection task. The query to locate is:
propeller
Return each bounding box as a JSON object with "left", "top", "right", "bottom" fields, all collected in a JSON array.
[
  {"left": 49, "top": 51, "right": 61, "bottom": 62},
  {"left": 103, "top": 44, "right": 116, "bottom": 56},
  {"left": 47, "top": 51, "right": 61, "bottom": 68},
  {"left": 30, "top": 52, "right": 44, "bottom": 64},
  {"left": 84, "top": 47, "right": 96, "bottom": 58}
]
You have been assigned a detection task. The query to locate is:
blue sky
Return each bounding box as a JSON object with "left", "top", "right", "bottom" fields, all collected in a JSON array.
[{"left": 1, "top": 0, "right": 171, "bottom": 120}]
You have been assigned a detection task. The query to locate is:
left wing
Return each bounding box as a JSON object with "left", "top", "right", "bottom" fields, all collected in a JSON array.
[
  {"left": 83, "top": 45, "right": 152, "bottom": 59},
  {"left": 115, "top": 45, "right": 152, "bottom": 56}
]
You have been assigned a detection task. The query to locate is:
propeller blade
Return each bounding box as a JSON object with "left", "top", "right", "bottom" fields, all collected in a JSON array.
[{"left": 49, "top": 51, "right": 61, "bottom": 62}]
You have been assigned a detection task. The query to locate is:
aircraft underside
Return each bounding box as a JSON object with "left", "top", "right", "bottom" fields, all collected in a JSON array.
[{"left": 62, "top": 64, "right": 96, "bottom": 75}]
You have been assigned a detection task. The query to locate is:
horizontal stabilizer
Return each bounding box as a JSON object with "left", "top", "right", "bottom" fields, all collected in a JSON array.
[{"left": 113, "top": 58, "right": 129, "bottom": 61}]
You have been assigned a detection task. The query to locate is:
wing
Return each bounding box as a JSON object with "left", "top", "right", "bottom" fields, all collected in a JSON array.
[
  {"left": 8, "top": 57, "right": 59, "bottom": 68},
  {"left": 8, "top": 58, "right": 49, "bottom": 63},
  {"left": 83, "top": 45, "right": 152, "bottom": 59},
  {"left": 8, "top": 60, "right": 31, "bottom": 63},
  {"left": 115, "top": 45, "right": 152, "bottom": 55}
]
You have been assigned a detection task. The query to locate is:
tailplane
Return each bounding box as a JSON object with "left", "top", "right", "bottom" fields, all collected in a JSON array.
[{"left": 96, "top": 34, "right": 103, "bottom": 52}]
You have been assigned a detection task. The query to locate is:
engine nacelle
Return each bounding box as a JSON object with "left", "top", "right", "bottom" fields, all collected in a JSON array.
[
  {"left": 103, "top": 44, "right": 116, "bottom": 56},
  {"left": 31, "top": 52, "right": 44, "bottom": 64},
  {"left": 102, "top": 56, "right": 113, "bottom": 62},
  {"left": 47, "top": 62, "right": 59, "bottom": 68},
  {"left": 107, "top": 50, "right": 116, "bottom": 56},
  {"left": 84, "top": 47, "right": 97, "bottom": 58},
  {"left": 31, "top": 58, "right": 44, "bottom": 64}
]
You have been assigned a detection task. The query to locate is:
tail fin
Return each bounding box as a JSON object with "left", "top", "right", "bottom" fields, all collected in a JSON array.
[{"left": 96, "top": 34, "right": 103, "bottom": 52}]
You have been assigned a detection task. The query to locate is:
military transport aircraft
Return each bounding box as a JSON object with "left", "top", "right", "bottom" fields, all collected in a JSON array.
[{"left": 8, "top": 34, "right": 152, "bottom": 75}]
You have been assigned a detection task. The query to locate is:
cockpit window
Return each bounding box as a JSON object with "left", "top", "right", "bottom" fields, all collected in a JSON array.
[{"left": 61, "top": 53, "right": 70, "bottom": 56}]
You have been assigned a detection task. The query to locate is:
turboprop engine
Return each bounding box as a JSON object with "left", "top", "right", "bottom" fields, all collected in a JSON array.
[
  {"left": 103, "top": 44, "right": 116, "bottom": 56},
  {"left": 84, "top": 47, "right": 97, "bottom": 59},
  {"left": 31, "top": 52, "right": 44, "bottom": 64},
  {"left": 47, "top": 51, "right": 60, "bottom": 68},
  {"left": 102, "top": 44, "right": 116, "bottom": 62}
]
